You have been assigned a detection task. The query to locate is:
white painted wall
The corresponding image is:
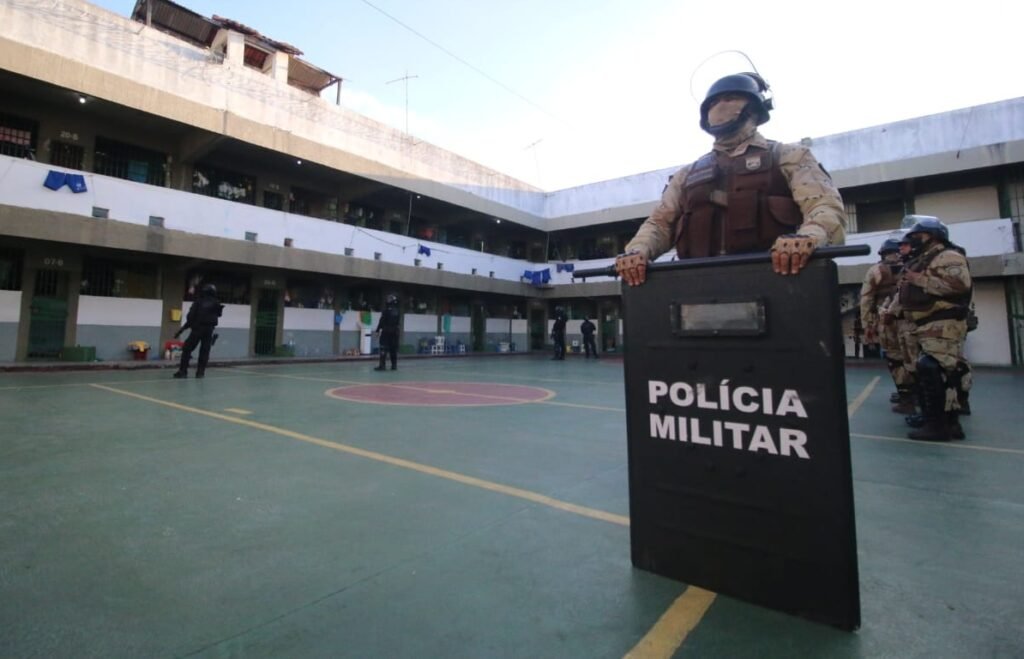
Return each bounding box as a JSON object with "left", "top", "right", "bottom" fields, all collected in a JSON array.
[
  {"left": 0, "top": 290, "right": 22, "bottom": 322},
  {"left": 283, "top": 307, "right": 333, "bottom": 331},
  {"left": 336, "top": 310, "right": 379, "bottom": 331},
  {"left": 915, "top": 187, "right": 1000, "bottom": 224},
  {"left": 963, "top": 281, "right": 1011, "bottom": 366},
  {"left": 405, "top": 314, "right": 438, "bottom": 332},
  {"left": 485, "top": 318, "right": 526, "bottom": 333},
  {"left": 181, "top": 301, "right": 251, "bottom": 329},
  {"left": 446, "top": 316, "right": 471, "bottom": 333},
  {"left": 77, "top": 296, "right": 161, "bottom": 326}
]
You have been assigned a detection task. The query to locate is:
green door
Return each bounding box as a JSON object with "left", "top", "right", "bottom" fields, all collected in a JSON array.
[
  {"left": 254, "top": 288, "right": 279, "bottom": 356},
  {"left": 28, "top": 270, "right": 69, "bottom": 359}
]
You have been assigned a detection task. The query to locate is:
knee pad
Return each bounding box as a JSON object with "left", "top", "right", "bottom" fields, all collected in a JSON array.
[{"left": 915, "top": 354, "right": 945, "bottom": 384}]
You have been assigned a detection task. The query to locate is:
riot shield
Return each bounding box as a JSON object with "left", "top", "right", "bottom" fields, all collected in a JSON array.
[{"left": 582, "top": 247, "right": 866, "bottom": 630}]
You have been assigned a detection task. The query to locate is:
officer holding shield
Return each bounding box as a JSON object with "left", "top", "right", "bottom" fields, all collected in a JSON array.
[{"left": 615, "top": 73, "right": 846, "bottom": 283}]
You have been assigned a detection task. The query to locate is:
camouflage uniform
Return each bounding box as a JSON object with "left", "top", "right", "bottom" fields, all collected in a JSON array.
[
  {"left": 860, "top": 254, "right": 913, "bottom": 397},
  {"left": 625, "top": 131, "right": 846, "bottom": 260},
  {"left": 898, "top": 241, "right": 972, "bottom": 438}
]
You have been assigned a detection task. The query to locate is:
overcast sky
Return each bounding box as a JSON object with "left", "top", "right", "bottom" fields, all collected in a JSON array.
[{"left": 93, "top": 0, "right": 1024, "bottom": 190}]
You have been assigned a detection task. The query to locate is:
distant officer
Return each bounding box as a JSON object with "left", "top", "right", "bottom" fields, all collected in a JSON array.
[
  {"left": 897, "top": 217, "right": 972, "bottom": 441},
  {"left": 173, "top": 283, "right": 223, "bottom": 379},
  {"left": 860, "top": 238, "right": 913, "bottom": 406},
  {"left": 551, "top": 307, "right": 567, "bottom": 361},
  {"left": 580, "top": 316, "right": 598, "bottom": 358},
  {"left": 375, "top": 294, "right": 401, "bottom": 371},
  {"left": 615, "top": 72, "right": 846, "bottom": 284}
]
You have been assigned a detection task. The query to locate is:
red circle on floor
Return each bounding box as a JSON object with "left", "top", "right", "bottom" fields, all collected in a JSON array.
[{"left": 325, "top": 381, "right": 554, "bottom": 407}]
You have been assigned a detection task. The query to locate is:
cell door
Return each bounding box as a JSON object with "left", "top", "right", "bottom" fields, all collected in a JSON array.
[
  {"left": 528, "top": 308, "right": 546, "bottom": 350},
  {"left": 28, "top": 269, "right": 69, "bottom": 359},
  {"left": 253, "top": 288, "right": 279, "bottom": 356}
]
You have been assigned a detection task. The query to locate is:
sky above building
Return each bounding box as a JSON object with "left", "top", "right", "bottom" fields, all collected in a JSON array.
[{"left": 92, "top": 0, "right": 1024, "bottom": 190}]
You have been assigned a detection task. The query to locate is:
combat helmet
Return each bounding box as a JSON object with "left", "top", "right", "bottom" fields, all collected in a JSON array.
[
  {"left": 699, "top": 72, "right": 773, "bottom": 135},
  {"left": 903, "top": 215, "right": 949, "bottom": 243},
  {"left": 878, "top": 238, "right": 902, "bottom": 255}
]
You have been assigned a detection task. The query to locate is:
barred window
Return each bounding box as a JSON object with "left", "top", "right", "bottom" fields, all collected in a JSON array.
[
  {"left": 93, "top": 136, "right": 166, "bottom": 186},
  {"left": 192, "top": 163, "right": 255, "bottom": 204},
  {"left": 263, "top": 190, "right": 283, "bottom": 211},
  {"left": 184, "top": 270, "right": 250, "bottom": 305},
  {"left": 50, "top": 141, "right": 84, "bottom": 170},
  {"left": 0, "top": 112, "right": 37, "bottom": 159},
  {"left": 0, "top": 248, "right": 24, "bottom": 291},
  {"left": 80, "top": 257, "right": 158, "bottom": 298}
]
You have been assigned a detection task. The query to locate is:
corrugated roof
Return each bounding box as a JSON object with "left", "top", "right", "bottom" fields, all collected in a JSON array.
[{"left": 130, "top": 0, "right": 341, "bottom": 93}]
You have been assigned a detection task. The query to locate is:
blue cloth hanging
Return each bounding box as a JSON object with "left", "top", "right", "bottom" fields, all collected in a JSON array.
[
  {"left": 44, "top": 171, "right": 67, "bottom": 191},
  {"left": 418, "top": 244, "right": 431, "bottom": 256},
  {"left": 66, "top": 174, "right": 88, "bottom": 193},
  {"left": 556, "top": 263, "right": 575, "bottom": 273},
  {"left": 541, "top": 268, "right": 551, "bottom": 283}
]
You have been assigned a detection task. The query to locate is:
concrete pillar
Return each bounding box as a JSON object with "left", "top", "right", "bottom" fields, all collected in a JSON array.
[{"left": 272, "top": 51, "right": 289, "bottom": 82}]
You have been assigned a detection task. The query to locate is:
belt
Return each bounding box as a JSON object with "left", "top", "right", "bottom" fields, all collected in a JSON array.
[{"left": 915, "top": 307, "right": 967, "bottom": 326}]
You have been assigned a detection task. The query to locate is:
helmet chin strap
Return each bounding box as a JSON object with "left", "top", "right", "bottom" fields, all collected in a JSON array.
[{"left": 704, "top": 107, "right": 754, "bottom": 138}]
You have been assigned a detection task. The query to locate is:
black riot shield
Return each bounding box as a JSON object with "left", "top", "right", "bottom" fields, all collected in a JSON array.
[{"left": 616, "top": 249, "right": 863, "bottom": 630}]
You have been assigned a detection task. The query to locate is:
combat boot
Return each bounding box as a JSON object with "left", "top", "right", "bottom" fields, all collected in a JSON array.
[
  {"left": 195, "top": 370, "right": 205, "bottom": 379},
  {"left": 172, "top": 370, "right": 187, "bottom": 379},
  {"left": 958, "top": 391, "right": 971, "bottom": 416},
  {"left": 947, "top": 413, "right": 965, "bottom": 440},
  {"left": 891, "top": 391, "right": 916, "bottom": 415},
  {"left": 907, "top": 417, "right": 951, "bottom": 442},
  {"left": 904, "top": 414, "right": 925, "bottom": 428}
]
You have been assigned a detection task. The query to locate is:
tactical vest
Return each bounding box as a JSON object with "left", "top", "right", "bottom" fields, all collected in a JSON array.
[
  {"left": 675, "top": 142, "right": 803, "bottom": 258},
  {"left": 899, "top": 245, "right": 972, "bottom": 316}
]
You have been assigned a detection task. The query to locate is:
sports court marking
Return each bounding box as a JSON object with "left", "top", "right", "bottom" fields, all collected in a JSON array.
[
  {"left": 325, "top": 381, "right": 554, "bottom": 406},
  {"left": 89, "top": 383, "right": 628, "bottom": 528},
  {"left": 85, "top": 376, "right": 915, "bottom": 658},
  {"left": 224, "top": 408, "right": 252, "bottom": 415}
]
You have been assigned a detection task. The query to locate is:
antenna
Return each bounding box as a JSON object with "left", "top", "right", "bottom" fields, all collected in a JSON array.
[{"left": 386, "top": 71, "right": 419, "bottom": 136}]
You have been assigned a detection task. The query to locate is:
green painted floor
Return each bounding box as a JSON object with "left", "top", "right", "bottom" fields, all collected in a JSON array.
[{"left": 1, "top": 356, "right": 1021, "bottom": 658}]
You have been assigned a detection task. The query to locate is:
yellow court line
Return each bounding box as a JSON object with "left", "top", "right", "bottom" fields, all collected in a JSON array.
[
  {"left": 224, "top": 408, "right": 252, "bottom": 415},
  {"left": 540, "top": 400, "right": 626, "bottom": 412},
  {"left": 847, "top": 376, "right": 880, "bottom": 417},
  {"left": 89, "top": 383, "right": 629, "bottom": 527},
  {"left": 623, "top": 586, "right": 717, "bottom": 659}
]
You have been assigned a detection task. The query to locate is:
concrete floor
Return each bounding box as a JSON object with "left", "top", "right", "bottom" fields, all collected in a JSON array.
[{"left": 0, "top": 356, "right": 1021, "bottom": 658}]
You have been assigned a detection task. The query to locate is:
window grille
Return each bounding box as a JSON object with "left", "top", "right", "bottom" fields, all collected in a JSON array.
[
  {"left": 50, "top": 141, "right": 84, "bottom": 170},
  {"left": 93, "top": 137, "right": 166, "bottom": 186},
  {"left": 0, "top": 248, "right": 24, "bottom": 291},
  {"left": 192, "top": 163, "right": 255, "bottom": 204},
  {"left": 80, "top": 257, "right": 158, "bottom": 298},
  {"left": 0, "top": 112, "right": 37, "bottom": 159}
]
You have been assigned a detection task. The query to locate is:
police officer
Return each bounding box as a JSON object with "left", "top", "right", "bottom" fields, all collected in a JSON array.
[
  {"left": 551, "top": 307, "right": 567, "bottom": 360},
  {"left": 615, "top": 72, "right": 846, "bottom": 283},
  {"left": 580, "top": 316, "right": 598, "bottom": 358},
  {"left": 173, "top": 283, "right": 223, "bottom": 379},
  {"left": 897, "top": 217, "right": 972, "bottom": 441},
  {"left": 860, "top": 237, "right": 913, "bottom": 406},
  {"left": 375, "top": 294, "right": 401, "bottom": 371}
]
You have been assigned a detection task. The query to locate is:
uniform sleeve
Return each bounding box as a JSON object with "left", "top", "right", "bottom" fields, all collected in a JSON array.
[
  {"left": 922, "top": 251, "right": 972, "bottom": 298},
  {"left": 624, "top": 165, "right": 690, "bottom": 260},
  {"left": 777, "top": 144, "right": 847, "bottom": 247},
  {"left": 859, "top": 265, "right": 880, "bottom": 325}
]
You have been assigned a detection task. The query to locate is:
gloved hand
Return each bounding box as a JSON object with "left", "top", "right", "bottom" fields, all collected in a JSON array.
[
  {"left": 173, "top": 329, "right": 183, "bottom": 339},
  {"left": 770, "top": 234, "right": 816, "bottom": 275},
  {"left": 615, "top": 250, "right": 648, "bottom": 286}
]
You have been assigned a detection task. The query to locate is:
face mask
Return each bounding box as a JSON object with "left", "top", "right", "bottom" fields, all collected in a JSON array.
[
  {"left": 908, "top": 236, "right": 926, "bottom": 250},
  {"left": 707, "top": 98, "right": 749, "bottom": 127}
]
